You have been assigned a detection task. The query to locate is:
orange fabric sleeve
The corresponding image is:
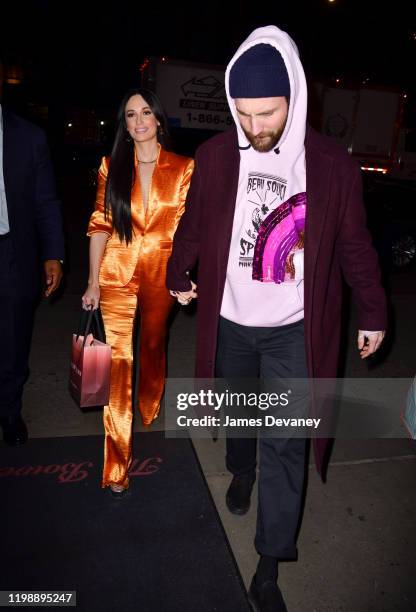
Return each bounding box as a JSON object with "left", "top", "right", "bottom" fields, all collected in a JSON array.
[
  {"left": 173, "top": 158, "right": 195, "bottom": 232},
  {"left": 87, "top": 157, "right": 113, "bottom": 236}
]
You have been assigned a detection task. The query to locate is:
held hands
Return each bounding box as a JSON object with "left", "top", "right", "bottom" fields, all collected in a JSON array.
[
  {"left": 82, "top": 283, "right": 100, "bottom": 310},
  {"left": 357, "top": 330, "right": 385, "bottom": 359},
  {"left": 170, "top": 281, "right": 198, "bottom": 306},
  {"left": 44, "top": 260, "right": 63, "bottom": 297}
]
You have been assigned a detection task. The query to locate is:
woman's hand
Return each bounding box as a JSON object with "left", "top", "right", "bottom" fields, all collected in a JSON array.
[
  {"left": 83, "top": 233, "right": 108, "bottom": 311},
  {"left": 357, "top": 330, "right": 385, "bottom": 359},
  {"left": 170, "top": 281, "right": 197, "bottom": 305},
  {"left": 82, "top": 283, "right": 100, "bottom": 310}
]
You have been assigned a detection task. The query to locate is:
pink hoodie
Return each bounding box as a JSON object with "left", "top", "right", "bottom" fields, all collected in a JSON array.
[{"left": 220, "top": 25, "right": 308, "bottom": 327}]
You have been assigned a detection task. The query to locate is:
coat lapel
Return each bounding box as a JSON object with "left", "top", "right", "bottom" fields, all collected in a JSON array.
[
  {"left": 145, "top": 145, "right": 168, "bottom": 226},
  {"left": 304, "top": 128, "right": 333, "bottom": 312},
  {"left": 215, "top": 132, "right": 240, "bottom": 267},
  {"left": 2, "top": 111, "right": 16, "bottom": 221}
]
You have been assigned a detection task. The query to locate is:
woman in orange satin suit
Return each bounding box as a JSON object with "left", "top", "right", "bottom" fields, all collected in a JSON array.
[{"left": 82, "top": 89, "right": 194, "bottom": 497}]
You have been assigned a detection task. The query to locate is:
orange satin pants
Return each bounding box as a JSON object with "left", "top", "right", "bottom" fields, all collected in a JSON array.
[{"left": 99, "top": 264, "right": 174, "bottom": 489}]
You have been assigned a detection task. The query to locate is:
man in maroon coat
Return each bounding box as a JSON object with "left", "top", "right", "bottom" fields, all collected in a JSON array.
[{"left": 167, "top": 25, "right": 386, "bottom": 612}]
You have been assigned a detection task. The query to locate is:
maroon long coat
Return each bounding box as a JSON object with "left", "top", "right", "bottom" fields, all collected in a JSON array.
[{"left": 166, "top": 126, "right": 387, "bottom": 475}]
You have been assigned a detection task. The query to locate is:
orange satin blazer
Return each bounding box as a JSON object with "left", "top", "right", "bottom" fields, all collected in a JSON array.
[{"left": 87, "top": 146, "right": 194, "bottom": 288}]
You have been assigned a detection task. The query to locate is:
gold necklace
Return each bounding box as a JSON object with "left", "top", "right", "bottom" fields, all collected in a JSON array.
[{"left": 138, "top": 158, "right": 157, "bottom": 164}]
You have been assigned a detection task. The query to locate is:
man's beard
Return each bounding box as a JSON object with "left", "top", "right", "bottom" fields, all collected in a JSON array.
[{"left": 242, "top": 124, "right": 285, "bottom": 152}]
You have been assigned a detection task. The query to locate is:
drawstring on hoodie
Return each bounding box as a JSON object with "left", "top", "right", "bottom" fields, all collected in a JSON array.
[{"left": 237, "top": 144, "right": 281, "bottom": 153}]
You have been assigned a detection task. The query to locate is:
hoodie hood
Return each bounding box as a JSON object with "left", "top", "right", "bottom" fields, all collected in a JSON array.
[{"left": 225, "top": 25, "right": 307, "bottom": 152}]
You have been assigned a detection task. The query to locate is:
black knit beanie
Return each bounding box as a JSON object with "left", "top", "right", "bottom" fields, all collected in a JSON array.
[{"left": 229, "top": 43, "right": 290, "bottom": 98}]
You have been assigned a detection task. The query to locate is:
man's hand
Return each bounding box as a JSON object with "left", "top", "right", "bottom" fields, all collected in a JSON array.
[
  {"left": 357, "top": 330, "right": 385, "bottom": 359},
  {"left": 170, "top": 281, "right": 197, "bottom": 305},
  {"left": 44, "top": 260, "right": 63, "bottom": 297}
]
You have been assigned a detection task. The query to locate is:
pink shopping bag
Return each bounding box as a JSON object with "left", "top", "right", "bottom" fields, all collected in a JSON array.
[{"left": 69, "top": 309, "right": 111, "bottom": 408}]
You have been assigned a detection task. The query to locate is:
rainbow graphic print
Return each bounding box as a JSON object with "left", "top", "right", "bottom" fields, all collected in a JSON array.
[{"left": 252, "top": 192, "right": 307, "bottom": 283}]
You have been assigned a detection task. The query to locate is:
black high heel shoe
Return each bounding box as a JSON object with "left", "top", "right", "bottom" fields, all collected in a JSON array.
[{"left": 109, "top": 484, "right": 129, "bottom": 499}]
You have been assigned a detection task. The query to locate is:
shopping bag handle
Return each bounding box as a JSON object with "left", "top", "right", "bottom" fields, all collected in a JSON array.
[{"left": 77, "top": 307, "right": 105, "bottom": 345}]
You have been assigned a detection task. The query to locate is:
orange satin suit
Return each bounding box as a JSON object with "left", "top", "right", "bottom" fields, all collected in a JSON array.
[{"left": 87, "top": 145, "right": 194, "bottom": 489}]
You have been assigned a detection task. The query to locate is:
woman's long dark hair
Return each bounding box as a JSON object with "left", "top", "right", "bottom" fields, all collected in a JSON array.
[{"left": 104, "top": 88, "right": 170, "bottom": 244}]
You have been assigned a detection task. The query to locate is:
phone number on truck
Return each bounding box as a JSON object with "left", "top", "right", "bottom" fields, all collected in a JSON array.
[{"left": 185, "top": 112, "right": 233, "bottom": 126}]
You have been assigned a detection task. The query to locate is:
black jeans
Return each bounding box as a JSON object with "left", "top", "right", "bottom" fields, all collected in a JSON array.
[
  {"left": 0, "top": 234, "right": 36, "bottom": 418},
  {"left": 215, "top": 315, "right": 308, "bottom": 559}
]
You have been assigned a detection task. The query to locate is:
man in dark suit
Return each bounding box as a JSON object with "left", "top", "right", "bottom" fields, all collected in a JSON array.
[
  {"left": 0, "top": 57, "right": 65, "bottom": 445},
  {"left": 167, "top": 26, "right": 386, "bottom": 612}
]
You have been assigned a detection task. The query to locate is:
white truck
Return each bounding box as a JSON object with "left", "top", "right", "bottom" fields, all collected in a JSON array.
[
  {"left": 309, "top": 82, "right": 416, "bottom": 268},
  {"left": 309, "top": 81, "right": 416, "bottom": 180},
  {"left": 141, "top": 56, "right": 232, "bottom": 132}
]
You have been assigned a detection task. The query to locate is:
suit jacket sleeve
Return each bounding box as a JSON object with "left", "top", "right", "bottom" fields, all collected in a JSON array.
[
  {"left": 336, "top": 163, "right": 387, "bottom": 330},
  {"left": 34, "top": 130, "right": 65, "bottom": 261},
  {"left": 87, "top": 157, "right": 112, "bottom": 236},
  {"left": 166, "top": 152, "right": 202, "bottom": 291},
  {"left": 173, "top": 158, "right": 194, "bottom": 233}
]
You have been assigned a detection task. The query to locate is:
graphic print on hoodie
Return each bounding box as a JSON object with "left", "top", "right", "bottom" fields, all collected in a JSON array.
[
  {"left": 240, "top": 171, "right": 288, "bottom": 269},
  {"left": 220, "top": 25, "right": 308, "bottom": 327}
]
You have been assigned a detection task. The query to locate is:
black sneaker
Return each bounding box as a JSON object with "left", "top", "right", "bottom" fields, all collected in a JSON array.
[
  {"left": 248, "top": 574, "right": 288, "bottom": 612},
  {"left": 226, "top": 471, "right": 256, "bottom": 515}
]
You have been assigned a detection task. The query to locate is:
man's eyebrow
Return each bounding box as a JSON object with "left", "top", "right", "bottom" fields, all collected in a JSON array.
[{"left": 236, "top": 108, "right": 276, "bottom": 116}]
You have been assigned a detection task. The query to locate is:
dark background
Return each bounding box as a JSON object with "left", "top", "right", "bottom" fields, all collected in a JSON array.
[{"left": 2, "top": 0, "right": 416, "bottom": 132}]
